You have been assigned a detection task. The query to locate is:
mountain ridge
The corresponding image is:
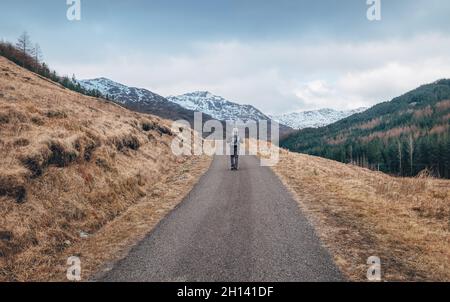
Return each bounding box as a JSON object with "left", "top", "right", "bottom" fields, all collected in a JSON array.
[
  {"left": 79, "top": 79, "right": 295, "bottom": 137},
  {"left": 271, "top": 107, "right": 368, "bottom": 130},
  {"left": 79, "top": 77, "right": 170, "bottom": 105},
  {"left": 167, "top": 91, "right": 270, "bottom": 122},
  {"left": 78, "top": 78, "right": 216, "bottom": 126}
]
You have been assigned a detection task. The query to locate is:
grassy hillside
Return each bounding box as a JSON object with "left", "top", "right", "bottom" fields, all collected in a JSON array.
[
  {"left": 0, "top": 57, "right": 211, "bottom": 281},
  {"left": 281, "top": 80, "right": 450, "bottom": 178},
  {"left": 258, "top": 144, "right": 450, "bottom": 281}
]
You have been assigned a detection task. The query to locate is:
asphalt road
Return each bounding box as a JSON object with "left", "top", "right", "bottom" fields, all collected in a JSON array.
[{"left": 98, "top": 156, "right": 344, "bottom": 282}]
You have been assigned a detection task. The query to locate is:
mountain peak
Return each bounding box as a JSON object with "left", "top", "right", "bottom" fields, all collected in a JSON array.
[
  {"left": 78, "top": 77, "right": 129, "bottom": 92},
  {"left": 167, "top": 91, "right": 269, "bottom": 121},
  {"left": 81, "top": 77, "right": 116, "bottom": 84},
  {"left": 187, "top": 91, "right": 214, "bottom": 98}
]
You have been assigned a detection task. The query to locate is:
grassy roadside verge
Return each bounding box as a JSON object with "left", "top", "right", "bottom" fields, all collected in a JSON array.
[
  {"left": 266, "top": 147, "right": 449, "bottom": 281},
  {"left": 65, "top": 155, "right": 212, "bottom": 282}
]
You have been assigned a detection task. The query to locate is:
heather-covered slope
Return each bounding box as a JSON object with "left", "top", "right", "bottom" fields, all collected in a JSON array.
[{"left": 0, "top": 57, "right": 211, "bottom": 281}]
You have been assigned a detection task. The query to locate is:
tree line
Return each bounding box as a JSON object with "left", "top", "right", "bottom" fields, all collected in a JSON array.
[
  {"left": 317, "top": 132, "right": 450, "bottom": 178},
  {"left": 0, "top": 32, "right": 107, "bottom": 99},
  {"left": 281, "top": 80, "right": 450, "bottom": 179}
]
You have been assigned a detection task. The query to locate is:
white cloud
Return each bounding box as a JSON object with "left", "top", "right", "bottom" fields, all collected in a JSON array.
[{"left": 52, "top": 34, "right": 450, "bottom": 115}]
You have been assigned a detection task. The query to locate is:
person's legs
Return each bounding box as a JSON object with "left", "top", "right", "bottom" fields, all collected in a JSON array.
[
  {"left": 230, "top": 155, "right": 235, "bottom": 170},
  {"left": 233, "top": 145, "right": 238, "bottom": 170}
]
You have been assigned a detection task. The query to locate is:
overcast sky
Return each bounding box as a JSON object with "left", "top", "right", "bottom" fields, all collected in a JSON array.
[{"left": 1, "top": 0, "right": 450, "bottom": 114}]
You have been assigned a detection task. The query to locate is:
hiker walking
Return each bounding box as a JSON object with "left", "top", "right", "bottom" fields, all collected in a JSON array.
[{"left": 229, "top": 128, "right": 242, "bottom": 170}]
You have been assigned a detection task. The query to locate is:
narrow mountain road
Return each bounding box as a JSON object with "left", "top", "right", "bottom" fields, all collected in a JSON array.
[{"left": 97, "top": 156, "right": 344, "bottom": 282}]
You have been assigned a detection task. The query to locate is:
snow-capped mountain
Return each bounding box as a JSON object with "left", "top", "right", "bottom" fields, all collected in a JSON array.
[
  {"left": 78, "top": 78, "right": 216, "bottom": 124},
  {"left": 78, "top": 77, "right": 168, "bottom": 105},
  {"left": 167, "top": 91, "right": 270, "bottom": 122},
  {"left": 78, "top": 79, "right": 359, "bottom": 133},
  {"left": 271, "top": 108, "right": 367, "bottom": 130}
]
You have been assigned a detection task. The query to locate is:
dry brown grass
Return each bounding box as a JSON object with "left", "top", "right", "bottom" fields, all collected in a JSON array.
[
  {"left": 436, "top": 100, "right": 450, "bottom": 112},
  {"left": 0, "top": 57, "right": 211, "bottom": 281},
  {"left": 257, "top": 142, "right": 449, "bottom": 281}
]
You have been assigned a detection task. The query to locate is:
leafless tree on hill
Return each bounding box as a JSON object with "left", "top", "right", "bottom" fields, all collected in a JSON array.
[{"left": 16, "top": 31, "right": 34, "bottom": 66}]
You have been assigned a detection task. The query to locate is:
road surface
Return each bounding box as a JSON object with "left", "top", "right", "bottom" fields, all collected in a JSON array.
[{"left": 97, "top": 156, "right": 344, "bottom": 282}]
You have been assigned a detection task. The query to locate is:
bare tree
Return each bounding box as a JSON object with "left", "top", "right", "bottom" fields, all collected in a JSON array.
[
  {"left": 16, "top": 31, "right": 34, "bottom": 67},
  {"left": 348, "top": 145, "right": 353, "bottom": 164},
  {"left": 16, "top": 31, "right": 33, "bottom": 56},
  {"left": 33, "top": 43, "right": 42, "bottom": 64},
  {"left": 31, "top": 43, "right": 43, "bottom": 72},
  {"left": 408, "top": 134, "right": 414, "bottom": 175},
  {"left": 398, "top": 140, "right": 403, "bottom": 176}
]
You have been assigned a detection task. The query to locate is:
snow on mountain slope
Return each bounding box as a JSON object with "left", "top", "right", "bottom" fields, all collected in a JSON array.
[
  {"left": 79, "top": 80, "right": 354, "bottom": 133},
  {"left": 167, "top": 91, "right": 270, "bottom": 122},
  {"left": 79, "top": 78, "right": 168, "bottom": 105},
  {"left": 78, "top": 78, "right": 217, "bottom": 124},
  {"left": 271, "top": 108, "right": 367, "bottom": 130}
]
